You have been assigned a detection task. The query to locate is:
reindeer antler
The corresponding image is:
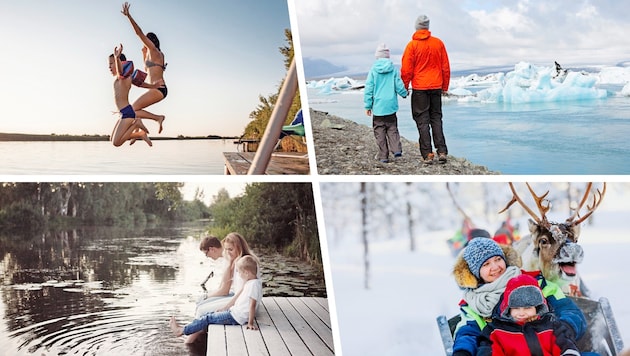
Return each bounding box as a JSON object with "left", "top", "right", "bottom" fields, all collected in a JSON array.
[
  {"left": 567, "top": 182, "right": 606, "bottom": 226},
  {"left": 499, "top": 183, "right": 551, "bottom": 227}
]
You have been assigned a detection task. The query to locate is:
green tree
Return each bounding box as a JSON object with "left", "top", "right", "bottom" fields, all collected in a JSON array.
[
  {"left": 242, "top": 29, "right": 301, "bottom": 140},
  {"left": 208, "top": 183, "right": 320, "bottom": 265}
]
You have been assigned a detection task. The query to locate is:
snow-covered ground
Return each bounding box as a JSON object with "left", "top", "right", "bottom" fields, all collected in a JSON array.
[{"left": 320, "top": 182, "right": 630, "bottom": 355}]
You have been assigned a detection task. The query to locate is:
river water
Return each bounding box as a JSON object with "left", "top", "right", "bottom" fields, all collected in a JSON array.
[
  {"left": 0, "top": 222, "right": 326, "bottom": 355},
  {"left": 0, "top": 139, "right": 238, "bottom": 175}
]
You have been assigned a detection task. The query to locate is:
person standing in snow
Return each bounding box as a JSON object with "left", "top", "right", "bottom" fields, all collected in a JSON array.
[
  {"left": 451, "top": 237, "right": 586, "bottom": 356},
  {"left": 476, "top": 274, "right": 583, "bottom": 356},
  {"left": 364, "top": 43, "right": 408, "bottom": 163},
  {"left": 401, "top": 14, "right": 450, "bottom": 164}
]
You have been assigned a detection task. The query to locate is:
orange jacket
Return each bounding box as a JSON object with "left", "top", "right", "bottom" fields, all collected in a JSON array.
[{"left": 401, "top": 29, "right": 450, "bottom": 91}]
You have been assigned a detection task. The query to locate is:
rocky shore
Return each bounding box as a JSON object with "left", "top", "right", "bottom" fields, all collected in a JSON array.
[{"left": 310, "top": 109, "right": 499, "bottom": 175}]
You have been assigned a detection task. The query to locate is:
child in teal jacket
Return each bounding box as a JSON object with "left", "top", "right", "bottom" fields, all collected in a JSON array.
[{"left": 364, "top": 43, "right": 408, "bottom": 163}]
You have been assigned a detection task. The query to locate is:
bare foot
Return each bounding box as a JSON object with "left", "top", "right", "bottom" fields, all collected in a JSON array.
[
  {"left": 140, "top": 132, "right": 153, "bottom": 147},
  {"left": 157, "top": 115, "right": 165, "bottom": 134},
  {"left": 169, "top": 316, "right": 183, "bottom": 337},
  {"left": 133, "top": 118, "right": 149, "bottom": 135}
]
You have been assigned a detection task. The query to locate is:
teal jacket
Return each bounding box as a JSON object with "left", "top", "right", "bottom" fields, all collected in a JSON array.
[{"left": 363, "top": 58, "right": 408, "bottom": 116}]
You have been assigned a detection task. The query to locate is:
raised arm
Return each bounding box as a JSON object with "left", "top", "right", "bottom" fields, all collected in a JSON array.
[
  {"left": 113, "top": 44, "right": 124, "bottom": 76},
  {"left": 121, "top": 2, "right": 158, "bottom": 51}
]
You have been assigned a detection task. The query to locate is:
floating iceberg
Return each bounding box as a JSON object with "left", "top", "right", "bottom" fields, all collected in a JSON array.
[
  {"left": 308, "top": 61, "right": 629, "bottom": 103},
  {"left": 307, "top": 76, "right": 364, "bottom": 95},
  {"left": 468, "top": 62, "right": 608, "bottom": 103}
]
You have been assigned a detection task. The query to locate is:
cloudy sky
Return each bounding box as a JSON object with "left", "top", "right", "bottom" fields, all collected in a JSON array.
[
  {"left": 0, "top": 0, "right": 290, "bottom": 137},
  {"left": 294, "top": 0, "right": 630, "bottom": 77}
]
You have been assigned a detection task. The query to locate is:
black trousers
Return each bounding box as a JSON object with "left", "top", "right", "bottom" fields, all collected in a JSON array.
[{"left": 411, "top": 89, "right": 448, "bottom": 159}]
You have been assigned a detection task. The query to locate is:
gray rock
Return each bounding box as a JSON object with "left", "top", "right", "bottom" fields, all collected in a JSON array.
[{"left": 310, "top": 109, "right": 500, "bottom": 175}]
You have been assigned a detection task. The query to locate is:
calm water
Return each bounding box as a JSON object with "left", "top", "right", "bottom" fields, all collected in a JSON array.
[
  {"left": 0, "top": 140, "right": 238, "bottom": 175},
  {"left": 0, "top": 223, "right": 326, "bottom": 355},
  {"left": 308, "top": 88, "right": 630, "bottom": 174}
]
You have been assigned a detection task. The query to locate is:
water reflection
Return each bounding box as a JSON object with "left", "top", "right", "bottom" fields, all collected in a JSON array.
[{"left": 0, "top": 223, "right": 326, "bottom": 355}]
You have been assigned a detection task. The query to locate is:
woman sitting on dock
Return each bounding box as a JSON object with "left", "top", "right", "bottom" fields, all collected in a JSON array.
[{"left": 187, "top": 232, "right": 260, "bottom": 342}]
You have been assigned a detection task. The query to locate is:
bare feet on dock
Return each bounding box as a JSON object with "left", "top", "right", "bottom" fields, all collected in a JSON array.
[
  {"left": 157, "top": 115, "right": 165, "bottom": 134},
  {"left": 169, "top": 316, "right": 183, "bottom": 337}
]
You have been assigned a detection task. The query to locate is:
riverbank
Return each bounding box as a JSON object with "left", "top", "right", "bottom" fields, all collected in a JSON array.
[
  {"left": 310, "top": 109, "right": 499, "bottom": 175},
  {"left": 0, "top": 132, "right": 237, "bottom": 141}
]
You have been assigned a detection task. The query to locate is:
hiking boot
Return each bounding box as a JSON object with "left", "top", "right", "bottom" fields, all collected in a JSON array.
[
  {"left": 423, "top": 152, "right": 435, "bottom": 164},
  {"left": 393, "top": 151, "right": 402, "bottom": 158},
  {"left": 438, "top": 152, "right": 447, "bottom": 164}
]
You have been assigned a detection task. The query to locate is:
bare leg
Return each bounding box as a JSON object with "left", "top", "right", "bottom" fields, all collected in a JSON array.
[
  {"left": 129, "top": 128, "right": 152, "bottom": 147},
  {"left": 136, "top": 109, "right": 165, "bottom": 134},
  {"left": 132, "top": 89, "right": 166, "bottom": 133},
  {"left": 184, "top": 330, "right": 204, "bottom": 344},
  {"left": 112, "top": 118, "right": 150, "bottom": 147},
  {"left": 169, "top": 316, "right": 184, "bottom": 337}
]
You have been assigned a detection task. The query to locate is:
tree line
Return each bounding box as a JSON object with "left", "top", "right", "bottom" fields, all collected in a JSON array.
[
  {"left": 0, "top": 182, "right": 321, "bottom": 265},
  {"left": 208, "top": 183, "right": 320, "bottom": 265}
]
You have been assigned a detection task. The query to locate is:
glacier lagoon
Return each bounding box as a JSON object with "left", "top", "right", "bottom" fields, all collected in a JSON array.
[{"left": 306, "top": 62, "right": 630, "bottom": 175}]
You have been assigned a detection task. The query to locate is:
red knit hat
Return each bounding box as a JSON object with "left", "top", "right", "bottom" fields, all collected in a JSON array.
[{"left": 500, "top": 274, "right": 548, "bottom": 319}]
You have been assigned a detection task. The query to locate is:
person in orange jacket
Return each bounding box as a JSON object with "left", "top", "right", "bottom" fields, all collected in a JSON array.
[{"left": 401, "top": 15, "right": 450, "bottom": 165}]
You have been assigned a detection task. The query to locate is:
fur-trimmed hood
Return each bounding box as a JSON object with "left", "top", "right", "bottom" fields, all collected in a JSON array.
[{"left": 453, "top": 244, "right": 522, "bottom": 289}]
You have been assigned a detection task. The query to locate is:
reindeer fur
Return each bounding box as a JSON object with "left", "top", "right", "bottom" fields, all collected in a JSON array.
[{"left": 513, "top": 219, "right": 585, "bottom": 296}]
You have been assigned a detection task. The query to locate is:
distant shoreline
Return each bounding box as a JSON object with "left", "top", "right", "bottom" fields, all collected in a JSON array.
[{"left": 0, "top": 133, "right": 238, "bottom": 142}]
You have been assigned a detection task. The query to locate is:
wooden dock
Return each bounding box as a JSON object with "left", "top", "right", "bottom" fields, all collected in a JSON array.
[
  {"left": 223, "top": 152, "right": 310, "bottom": 175},
  {"left": 207, "top": 297, "right": 334, "bottom": 355}
]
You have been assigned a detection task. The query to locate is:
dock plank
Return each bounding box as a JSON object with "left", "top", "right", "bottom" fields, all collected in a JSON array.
[
  {"left": 223, "top": 152, "right": 310, "bottom": 175},
  {"left": 274, "top": 297, "right": 334, "bottom": 356},
  {"left": 206, "top": 297, "right": 333, "bottom": 355},
  {"left": 287, "top": 298, "right": 334, "bottom": 350}
]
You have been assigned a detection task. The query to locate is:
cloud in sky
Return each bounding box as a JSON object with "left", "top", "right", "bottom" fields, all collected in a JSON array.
[{"left": 294, "top": 0, "right": 630, "bottom": 77}]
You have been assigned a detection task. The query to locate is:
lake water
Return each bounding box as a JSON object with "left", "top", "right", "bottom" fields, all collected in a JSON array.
[
  {"left": 307, "top": 88, "right": 630, "bottom": 175},
  {"left": 0, "top": 222, "right": 326, "bottom": 355},
  {"left": 0, "top": 139, "right": 238, "bottom": 175}
]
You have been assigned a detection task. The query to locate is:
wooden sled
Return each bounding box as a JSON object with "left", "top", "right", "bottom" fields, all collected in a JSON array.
[{"left": 437, "top": 296, "right": 624, "bottom": 356}]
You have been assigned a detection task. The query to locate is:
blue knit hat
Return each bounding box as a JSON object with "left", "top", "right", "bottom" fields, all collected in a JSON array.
[{"left": 463, "top": 237, "right": 506, "bottom": 279}]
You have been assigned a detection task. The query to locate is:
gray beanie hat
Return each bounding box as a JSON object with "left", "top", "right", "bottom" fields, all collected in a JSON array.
[
  {"left": 502, "top": 274, "right": 549, "bottom": 319},
  {"left": 415, "top": 15, "right": 430, "bottom": 30},
  {"left": 463, "top": 237, "right": 506, "bottom": 279},
  {"left": 375, "top": 43, "right": 390, "bottom": 59}
]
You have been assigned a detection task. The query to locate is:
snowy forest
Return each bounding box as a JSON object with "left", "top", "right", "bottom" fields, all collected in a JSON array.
[
  {"left": 319, "top": 181, "right": 629, "bottom": 355},
  {"left": 321, "top": 182, "right": 615, "bottom": 251}
]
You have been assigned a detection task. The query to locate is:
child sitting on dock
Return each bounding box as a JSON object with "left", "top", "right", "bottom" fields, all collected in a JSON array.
[
  {"left": 477, "top": 274, "right": 586, "bottom": 356},
  {"left": 170, "top": 255, "right": 262, "bottom": 342}
]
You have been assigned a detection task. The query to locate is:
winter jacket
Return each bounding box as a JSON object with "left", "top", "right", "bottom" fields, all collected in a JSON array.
[
  {"left": 452, "top": 250, "right": 587, "bottom": 356},
  {"left": 477, "top": 313, "right": 580, "bottom": 356},
  {"left": 363, "top": 58, "right": 408, "bottom": 116},
  {"left": 476, "top": 274, "right": 580, "bottom": 356},
  {"left": 401, "top": 29, "right": 450, "bottom": 91}
]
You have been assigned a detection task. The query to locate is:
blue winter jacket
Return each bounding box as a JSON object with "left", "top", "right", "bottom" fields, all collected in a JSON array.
[
  {"left": 452, "top": 274, "right": 587, "bottom": 356},
  {"left": 363, "top": 58, "right": 408, "bottom": 116}
]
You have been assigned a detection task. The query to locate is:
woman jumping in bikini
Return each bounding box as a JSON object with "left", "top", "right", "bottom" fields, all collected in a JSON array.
[{"left": 121, "top": 2, "right": 167, "bottom": 134}]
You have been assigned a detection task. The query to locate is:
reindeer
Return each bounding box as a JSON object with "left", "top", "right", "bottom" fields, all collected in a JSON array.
[{"left": 499, "top": 182, "right": 606, "bottom": 297}]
